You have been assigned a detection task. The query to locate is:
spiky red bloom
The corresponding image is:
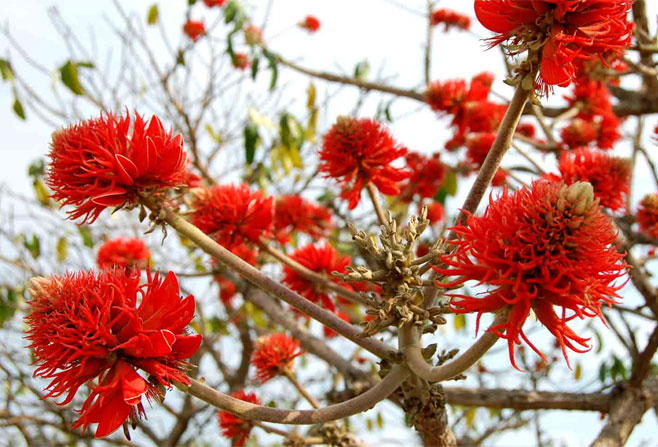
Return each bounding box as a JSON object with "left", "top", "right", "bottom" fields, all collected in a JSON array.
[
  {"left": 466, "top": 132, "right": 497, "bottom": 167},
  {"left": 474, "top": 0, "right": 633, "bottom": 90},
  {"left": 560, "top": 119, "right": 599, "bottom": 149},
  {"left": 556, "top": 148, "right": 630, "bottom": 212},
  {"left": 300, "top": 15, "right": 321, "bottom": 32},
  {"left": 273, "top": 194, "right": 333, "bottom": 244},
  {"left": 431, "top": 8, "right": 471, "bottom": 30},
  {"left": 218, "top": 390, "right": 260, "bottom": 446},
  {"left": 232, "top": 52, "right": 250, "bottom": 70},
  {"left": 319, "top": 117, "right": 409, "bottom": 209},
  {"left": 97, "top": 237, "right": 151, "bottom": 270},
  {"left": 637, "top": 194, "right": 658, "bottom": 240},
  {"left": 435, "top": 181, "right": 626, "bottom": 369},
  {"left": 203, "top": 0, "right": 226, "bottom": 6},
  {"left": 250, "top": 333, "right": 302, "bottom": 383},
  {"left": 282, "top": 243, "right": 351, "bottom": 312},
  {"left": 190, "top": 184, "right": 273, "bottom": 249},
  {"left": 491, "top": 169, "right": 508, "bottom": 187},
  {"left": 47, "top": 112, "right": 187, "bottom": 223},
  {"left": 183, "top": 20, "right": 206, "bottom": 41},
  {"left": 402, "top": 152, "right": 446, "bottom": 201},
  {"left": 25, "top": 269, "right": 201, "bottom": 437}
]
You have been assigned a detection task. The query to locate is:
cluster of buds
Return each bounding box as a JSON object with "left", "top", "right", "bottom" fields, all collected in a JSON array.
[{"left": 337, "top": 207, "right": 446, "bottom": 336}]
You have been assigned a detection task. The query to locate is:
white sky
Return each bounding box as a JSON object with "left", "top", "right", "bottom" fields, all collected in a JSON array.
[{"left": 1, "top": 1, "right": 658, "bottom": 446}]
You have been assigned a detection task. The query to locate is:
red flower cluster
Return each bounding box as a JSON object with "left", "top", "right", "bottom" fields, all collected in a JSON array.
[
  {"left": 637, "top": 194, "right": 658, "bottom": 240},
  {"left": 25, "top": 269, "right": 201, "bottom": 437},
  {"left": 554, "top": 148, "right": 630, "bottom": 212},
  {"left": 251, "top": 333, "right": 302, "bottom": 383},
  {"left": 431, "top": 8, "right": 471, "bottom": 30},
  {"left": 299, "top": 15, "right": 321, "bottom": 33},
  {"left": 560, "top": 79, "right": 622, "bottom": 150},
  {"left": 425, "top": 72, "right": 533, "bottom": 157},
  {"left": 474, "top": 0, "right": 633, "bottom": 90},
  {"left": 243, "top": 24, "right": 262, "bottom": 45},
  {"left": 203, "top": 0, "right": 226, "bottom": 7},
  {"left": 218, "top": 390, "right": 260, "bottom": 446},
  {"left": 97, "top": 237, "right": 151, "bottom": 270},
  {"left": 232, "top": 52, "right": 251, "bottom": 70},
  {"left": 183, "top": 20, "right": 206, "bottom": 41},
  {"left": 282, "top": 243, "right": 351, "bottom": 312},
  {"left": 273, "top": 194, "right": 333, "bottom": 244},
  {"left": 319, "top": 117, "right": 409, "bottom": 209},
  {"left": 47, "top": 112, "right": 188, "bottom": 223},
  {"left": 400, "top": 152, "right": 445, "bottom": 201},
  {"left": 190, "top": 184, "right": 273, "bottom": 250},
  {"left": 435, "top": 181, "right": 626, "bottom": 368}
]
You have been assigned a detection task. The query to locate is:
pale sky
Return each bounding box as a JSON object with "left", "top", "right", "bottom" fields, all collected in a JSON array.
[{"left": 1, "top": 1, "right": 657, "bottom": 446}]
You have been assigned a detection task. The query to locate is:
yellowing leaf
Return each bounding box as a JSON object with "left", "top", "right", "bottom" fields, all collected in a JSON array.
[
  {"left": 574, "top": 362, "right": 582, "bottom": 381},
  {"left": 33, "top": 179, "right": 50, "bottom": 207},
  {"left": 306, "top": 108, "right": 318, "bottom": 144},
  {"left": 306, "top": 83, "right": 316, "bottom": 111},
  {"left": 466, "top": 407, "right": 476, "bottom": 428},
  {"left": 248, "top": 108, "right": 275, "bottom": 129},
  {"left": 56, "top": 237, "right": 68, "bottom": 262},
  {"left": 147, "top": 4, "right": 159, "bottom": 25},
  {"left": 454, "top": 314, "right": 466, "bottom": 332}
]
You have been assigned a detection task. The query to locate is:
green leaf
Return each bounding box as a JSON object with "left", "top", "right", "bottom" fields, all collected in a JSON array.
[
  {"left": 263, "top": 49, "right": 278, "bottom": 91},
  {"left": 78, "top": 226, "right": 94, "bottom": 248},
  {"left": 0, "top": 59, "right": 14, "bottom": 82},
  {"left": 598, "top": 362, "right": 608, "bottom": 383},
  {"left": 28, "top": 159, "right": 45, "bottom": 180},
  {"left": 244, "top": 122, "right": 260, "bottom": 164},
  {"left": 147, "top": 4, "right": 159, "bottom": 25},
  {"left": 59, "top": 60, "right": 84, "bottom": 95},
  {"left": 76, "top": 61, "right": 95, "bottom": 69},
  {"left": 12, "top": 97, "right": 26, "bottom": 120},
  {"left": 176, "top": 49, "right": 186, "bottom": 66},
  {"left": 223, "top": 0, "right": 239, "bottom": 24},
  {"left": 251, "top": 55, "right": 260, "bottom": 80},
  {"left": 23, "top": 235, "right": 41, "bottom": 259},
  {"left": 306, "top": 83, "right": 316, "bottom": 111},
  {"left": 353, "top": 60, "right": 370, "bottom": 81},
  {"left": 0, "top": 288, "right": 18, "bottom": 327}
]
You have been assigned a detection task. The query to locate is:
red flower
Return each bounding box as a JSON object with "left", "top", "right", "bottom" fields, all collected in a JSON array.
[
  {"left": 299, "top": 15, "right": 321, "bottom": 33},
  {"left": 474, "top": 0, "right": 633, "bottom": 90},
  {"left": 324, "top": 312, "right": 351, "bottom": 338},
  {"left": 47, "top": 112, "right": 188, "bottom": 223},
  {"left": 637, "top": 194, "right": 658, "bottom": 240},
  {"left": 251, "top": 333, "right": 302, "bottom": 383},
  {"left": 402, "top": 152, "right": 446, "bottom": 201},
  {"left": 25, "top": 269, "right": 201, "bottom": 437},
  {"left": 97, "top": 237, "right": 151, "bottom": 270},
  {"left": 466, "top": 132, "right": 497, "bottom": 167},
  {"left": 183, "top": 20, "right": 206, "bottom": 41},
  {"left": 203, "top": 0, "right": 226, "bottom": 7},
  {"left": 555, "top": 148, "right": 630, "bottom": 212},
  {"left": 491, "top": 168, "right": 508, "bottom": 187},
  {"left": 273, "top": 194, "right": 333, "bottom": 244},
  {"left": 435, "top": 181, "right": 626, "bottom": 369},
  {"left": 232, "top": 52, "right": 251, "bottom": 70},
  {"left": 282, "top": 243, "right": 351, "bottom": 312},
  {"left": 218, "top": 390, "right": 260, "bottom": 446},
  {"left": 425, "top": 79, "right": 468, "bottom": 113},
  {"left": 560, "top": 119, "right": 599, "bottom": 149},
  {"left": 516, "top": 122, "right": 536, "bottom": 139},
  {"left": 424, "top": 201, "right": 444, "bottom": 225},
  {"left": 319, "top": 117, "right": 409, "bottom": 209},
  {"left": 190, "top": 184, "right": 273, "bottom": 250},
  {"left": 431, "top": 8, "right": 471, "bottom": 30},
  {"left": 243, "top": 24, "right": 262, "bottom": 45}
]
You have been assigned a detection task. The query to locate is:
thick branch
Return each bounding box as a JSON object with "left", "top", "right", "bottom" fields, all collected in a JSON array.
[
  {"left": 178, "top": 366, "right": 408, "bottom": 424},
  {"left": 400, "top": 313, "right": 506, "bottom": 382}
]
